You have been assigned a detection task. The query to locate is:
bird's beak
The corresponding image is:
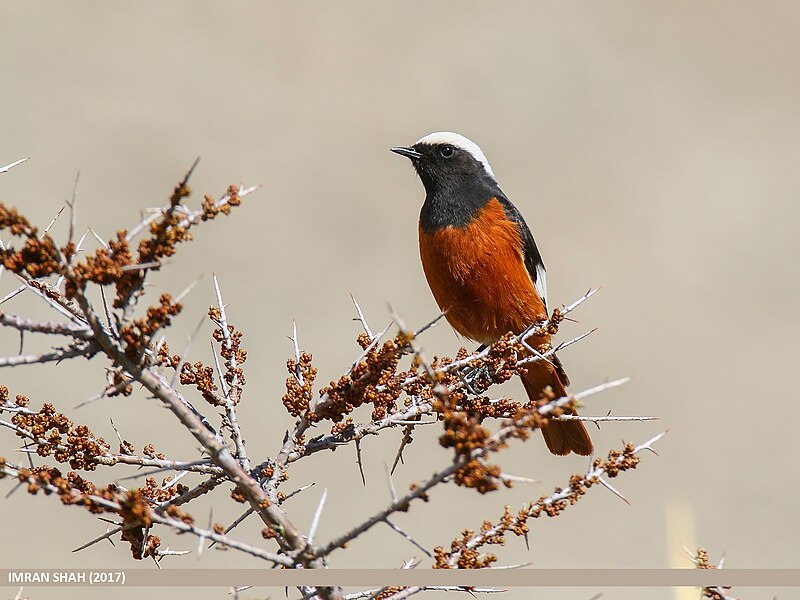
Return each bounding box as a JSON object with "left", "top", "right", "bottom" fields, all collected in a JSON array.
[{"left": 390, "top": 146, "right": 423, "bottom": 160}]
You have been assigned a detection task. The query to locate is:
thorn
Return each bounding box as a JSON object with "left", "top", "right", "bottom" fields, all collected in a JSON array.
[
  {"left": 486, "top": 562, "right": 532, "bottom": 569},
  {"left": 72, "top": 524, "right": 123, "bottom": 552},
  {"left": 209, "top": 507, "right": 255, "bottom": 549},
  {"left": 0, "top": 157, "right": 30, "bottom": 175},
  {"left": 4, "top": 479, "right": 23, "bottom": 499},
  {"left": 280, "top": 482, "right": 315, "bottom": 504},
  {"left": 390, "top": 424, "right": 414, "bottom": 475},
  {"left": 350, "top": 294, "right": 374, "bottom": 340},
  {"left": 498, "top": 473, "right": 539, "bottom": 485},
  {"left": 174, "top": 276, "right": 203, "bottom": 304},
  {"left": 355, "top": 439, "right": 366, "bottom": 486},
  {"left": 384, "top": 462, "right": 398, "bottom": 503},
  {"left": 41, "top": 205, "right": 66, "bottom": 238},
  {"left": 383, "top": 519, "right": 432, "bottom": 558},
  {"left": 109, "top": 419, "right": 128, "bottom": 453},
  {"left": 597, "top": 476, "right": 630, "bottom": 505},
  {"left": 306, "top": 488, "right": 327, "bottom": 545},
  {"left": 413, "top": 310, "right": 447, "bottom": 337},
  {"left": 573, "top": 377, "right": 631, "bottom": 401},
  {"left": 88, "top": 228, "right": 109, "bottom": 249}
]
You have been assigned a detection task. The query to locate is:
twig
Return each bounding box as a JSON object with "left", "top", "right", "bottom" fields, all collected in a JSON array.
[
  {"left": 124, "top": 182, "right": 258, "bottom": 243},
  {"left": 0, "top": 343, "right": 97, "bottom": 367},
  {"left": 152, "top": 511, "right": 295, "bottom": 566},
  {"left": 71, "top": 288, "right": 308, "bottom": 557},
  {"left": 442, "top": 431, "right": 668, "bottom": 566},
  {"left": 16, "top": 275, "right": 85, "bottom": 324},
  {"left": 555, "top": 415, "right": 658, "bottom": 423},
  {"left": 74, "top": 378, "right": 135, "bottom": 409},
  {"left": 3, "top": 461, "right": 292, "bottom": 567},
  {"left": 212, "top": 274, "right": 250, "bottom": 472},
  {"left": 0, "top": 313, "right": 92, "bottom": 339},
  {"left": 0, "top": 416, "right": 224, "bottom": 474}
]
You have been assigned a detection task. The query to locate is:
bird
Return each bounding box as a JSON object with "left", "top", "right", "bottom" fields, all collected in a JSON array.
[{"left": 391, "top": 132, "right": 593, "bottom": 456}]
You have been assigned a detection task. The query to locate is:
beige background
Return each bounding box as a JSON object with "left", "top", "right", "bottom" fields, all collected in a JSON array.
[{"left": 1, "top": 2, "right": 798, "bottom": 599}]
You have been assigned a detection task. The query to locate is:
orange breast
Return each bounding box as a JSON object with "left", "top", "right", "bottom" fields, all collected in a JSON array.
[{"left": 418, "top": 198, "right": 549, "bottom": 345}]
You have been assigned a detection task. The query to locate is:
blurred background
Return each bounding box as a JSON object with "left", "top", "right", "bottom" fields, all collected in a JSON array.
[{"left": 1, "top": 2, "right": 798, "bottom": 599}]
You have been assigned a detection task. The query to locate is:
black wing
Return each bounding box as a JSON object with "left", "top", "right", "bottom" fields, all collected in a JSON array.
[
  {"left": 496, "top": 193, "right": 570, "bottom": 386},
  {"left": 495, "top": 194, "right": 548, "bottom": 310}
]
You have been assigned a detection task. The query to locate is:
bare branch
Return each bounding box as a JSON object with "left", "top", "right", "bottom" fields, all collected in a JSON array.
[
  {"left": 71, "top": 288, "right": 308, "bottom": 556},
  {"left": 0, "top": 312, "right": 92, "bottom": 339},
  {"left": 2, "top": 461, "right": 292, "bottom": 567},
  {"left": 0, "top": 343, "right": 97, "bottom": 367}
]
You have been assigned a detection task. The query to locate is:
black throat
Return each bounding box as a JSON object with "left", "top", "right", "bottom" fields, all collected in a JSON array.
[{"left": 418, "top": 171, "right": 503, "bottom": 233}]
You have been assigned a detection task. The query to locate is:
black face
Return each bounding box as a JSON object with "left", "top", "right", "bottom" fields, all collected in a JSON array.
[
  {"left": 391, "top": 142, "right": 492, "bottom": 196},
  {"left": 392, "top": 141, "right": 503, "bottom": 232}
]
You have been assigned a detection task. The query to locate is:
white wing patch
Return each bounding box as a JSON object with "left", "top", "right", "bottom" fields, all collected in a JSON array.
[
  {"left": 534, "top": 263, "right": 548, "bottom": 312},
  {"left": 415, "top": 131, "right": 496, "bottom": 180}
]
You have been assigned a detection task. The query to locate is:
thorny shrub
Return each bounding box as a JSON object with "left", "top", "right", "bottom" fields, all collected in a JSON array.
[{"left": 0, "top": 160, "right": 663, "bottom": 600}]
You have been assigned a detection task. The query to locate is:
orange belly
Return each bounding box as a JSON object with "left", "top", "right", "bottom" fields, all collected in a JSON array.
[{"left": 418, "top": 198, "right": 548, "bottom": 345}]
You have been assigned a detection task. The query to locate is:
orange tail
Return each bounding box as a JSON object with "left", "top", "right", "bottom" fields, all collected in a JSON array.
[{"left": 520, "top": 356, "right": 593, "bottom": 456}]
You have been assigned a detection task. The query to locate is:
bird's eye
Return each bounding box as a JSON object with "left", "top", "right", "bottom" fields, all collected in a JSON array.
[{"left": 440, "top": 145, "right": 454, "bottom": 158}]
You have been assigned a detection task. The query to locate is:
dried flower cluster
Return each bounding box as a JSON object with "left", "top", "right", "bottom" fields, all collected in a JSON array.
[
  {"left": 120, "top": 293, "right": 183, "bottom": 360},
  {"left": 0, "top": 205, "right": 63, "bottom": 278},
  {"left": 316, "top": 336, "right": 410, "bottom": 422},
  {"left": 433, "top": 442, "right": 647, "bottom": 568},
  {"left": 0, "top": 157, "right": 662, "bottom": 600},
  {"left": 155, "top": 304, "right": 248, "bottom": 411},
  {"left": 283, "top": 351, "right": 318, "bottom": 417},
  {"left": 67, "top": 231, "right": 135, "bottom": 302},
  {"left": 8, "top": 398, "right": 109, "bottom": 470}
]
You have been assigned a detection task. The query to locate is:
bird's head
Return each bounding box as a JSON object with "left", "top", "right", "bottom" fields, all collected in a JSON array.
[{"left": 391, "top": 132, "right": 496, "bottom": 194}]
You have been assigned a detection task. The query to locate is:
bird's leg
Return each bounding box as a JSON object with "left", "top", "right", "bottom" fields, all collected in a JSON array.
[
  {"left": 456, "top": 368, "right": 481, "bottom": 395},
  {"left": 456, "top": 344, "right": 492, "bottom": 395}
]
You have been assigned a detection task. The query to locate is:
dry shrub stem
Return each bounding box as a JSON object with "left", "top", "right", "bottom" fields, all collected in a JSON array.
[{"left": 0, "top": 162, "right": 664, "bottom": 599}]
